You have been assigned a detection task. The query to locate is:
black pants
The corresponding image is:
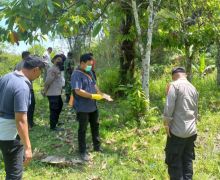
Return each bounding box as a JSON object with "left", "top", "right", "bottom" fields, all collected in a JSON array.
[
  {"left": 77, "top": 110, "right": 100, "bottom": 153},
  {"left": 0, "top": 137, "right": 24, "bottom": 180},
  {"left": 165, "top": 133, "right": 197, "bottom": 180},
  {"left": 47, "top": 96, "right": 63, "bottom": 129},
  {"left": 27, "top": 89, "right": 35, "bottom": 128}
]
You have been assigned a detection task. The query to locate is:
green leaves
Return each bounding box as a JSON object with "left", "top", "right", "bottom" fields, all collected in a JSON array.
[
  {"left": 47, "top": 0, "right": 54, "bottom": 14},
  {"left": 199, "top": 53, "right": 206, "bottom": 73}
]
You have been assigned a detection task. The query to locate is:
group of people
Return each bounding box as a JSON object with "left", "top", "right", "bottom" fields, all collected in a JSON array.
[{"left": 0, "top": 48, "right": 199, "bottom": 180}]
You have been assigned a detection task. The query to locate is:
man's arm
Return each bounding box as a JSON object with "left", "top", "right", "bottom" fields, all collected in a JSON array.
[
  {"left": 15, "top": 112, "right": 32, "bottom": 166},
  {"left": 163, "top": 84, "right": 177, "bottom": 137},
  {"left": 44, "top": 69, "right": 57, "bottom": 92},
  {"left": 74, "top": 89, "right": 103, "bottom": 100},
  {"left": 75, "top": 89, "right": 92, "bottom": 99}
]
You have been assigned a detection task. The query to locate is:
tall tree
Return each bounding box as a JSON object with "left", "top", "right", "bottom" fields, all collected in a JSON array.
[
  {"left": 119, "top": 1, "right": 135, "bottom": 84},
  {"left": 159, "top": 0, "right": 214, "bottom": 81},
  {"left": 131, "top": 0, "right": 161, "bottom": 99}
]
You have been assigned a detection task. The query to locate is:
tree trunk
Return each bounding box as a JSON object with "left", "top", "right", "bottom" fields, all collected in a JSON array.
[
  {"left": 216, "top": 40, "right": 220, "bottom": 86},
  {"left": 119, "top": 2, "right": 135, "bottom": 84},
  {"left": 67, "top": 35, "right": 85, "bottom": 64},
  {"left": 142, "top": 0, "right": 154, "bottom": 100},
  {"left": 185, "top": 43, "right": 193, "bottom": 81}
]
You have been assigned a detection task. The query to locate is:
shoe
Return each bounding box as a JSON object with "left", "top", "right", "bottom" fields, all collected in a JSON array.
[
  {"left": 50, "top": 127, "right": 64, "bottom": 131},
  {"left": 57, "top": 122, "right": 64, "bottom": 126},
  {"left": 80, "top": 153, "right": 90, "bottom": 161}
]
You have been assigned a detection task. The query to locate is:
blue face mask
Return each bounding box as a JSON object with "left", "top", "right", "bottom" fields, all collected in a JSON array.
[{"left": 85, "top": 65, "right": 92, "bottom": 72}]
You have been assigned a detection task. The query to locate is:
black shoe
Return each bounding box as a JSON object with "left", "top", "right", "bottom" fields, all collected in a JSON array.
[
  {"left": 50, "top": 127, "right": 64, "bottom": 131},
  {"left": 94, "top": 147, "right": 103, "bottom": 153},
  {"left": 80, "top": 153, "right": 90, "bottom": 161}
]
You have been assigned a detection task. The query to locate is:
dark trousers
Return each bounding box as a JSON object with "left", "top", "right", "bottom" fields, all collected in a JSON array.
[
  {"left": 27, "top": 89, "right": 35, "bottom": 128},
  {"left": 47, "top": 96, "right": 63, "bottom": 129},
  {"left": 0, "top": 137, "right": 24, "bottom": 180},
  {"left": 77, "top": 110, "right": 100, "bottom": 153},
  {"left": 165, "top": 133, "right": 197, "bottom": 180}
]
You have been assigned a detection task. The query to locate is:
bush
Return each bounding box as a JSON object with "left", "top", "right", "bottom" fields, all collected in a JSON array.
[
  {"left": 97, "top": 68, "right": 120, "bottom": 95},
  {"left": 0, "top": 52, "right": 20, "bottom": 76},
  {"left": 116, "top": 70, "right": 162, "bottom": 127}
]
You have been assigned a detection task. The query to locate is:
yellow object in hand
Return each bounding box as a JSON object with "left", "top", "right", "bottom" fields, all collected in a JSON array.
[{"left": 91, "top": 94, "right": 103, "bottom": 100}]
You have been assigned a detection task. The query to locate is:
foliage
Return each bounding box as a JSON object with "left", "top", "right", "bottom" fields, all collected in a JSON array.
[
  {"left": 0, "top": 0, "right": 112, "bottom": 43},
  {"left": 28, "top": 44, "right": 45, "bottom": 56},
  {"left": 0, "top": 52, "right": 20, "bottom": 76},
  {"left": 199, "top": 53, "right": 206, "bottom": 74},
  {"left": 116, "top": 71, "right": 150, "bottom": 126},
  {"left": 97, "top": 68, "right": 120, "bottom": 95}
]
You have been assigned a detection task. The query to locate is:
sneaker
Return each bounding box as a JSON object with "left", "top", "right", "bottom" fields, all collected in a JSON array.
[
  {"left": 50, "top": 127, "right": 64, "bottom": 131},
  {"left": 80, "top": 153, "right": 90, "bottom": 161}
]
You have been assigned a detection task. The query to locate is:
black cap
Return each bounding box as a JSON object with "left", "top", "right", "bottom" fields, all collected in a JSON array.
[
  {"left": 172, "top": 67, "right": 186, "bottom": 75},
  {"left": 23, "top": 55, "right": 45, "bottom": 70}
]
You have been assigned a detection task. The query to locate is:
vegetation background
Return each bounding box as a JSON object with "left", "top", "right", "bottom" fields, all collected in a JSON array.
[{"left": 0, "top": 0, "right": 220, "bottom": 179}]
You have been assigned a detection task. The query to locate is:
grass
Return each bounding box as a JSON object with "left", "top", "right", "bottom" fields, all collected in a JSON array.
[{"left": 0, "top": 74, "right": 220, "bottom": 180}]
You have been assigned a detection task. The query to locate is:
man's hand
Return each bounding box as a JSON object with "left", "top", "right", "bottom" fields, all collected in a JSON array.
[
  {"left": 23, "top": 147, "right": 32, "bottom": 166},
  {"left": 164, "top": 125, "right": 171, "bottom": 137}
]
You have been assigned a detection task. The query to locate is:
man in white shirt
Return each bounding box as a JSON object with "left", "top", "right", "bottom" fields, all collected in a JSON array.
[{"left": 42, "top": 47, "right": 53, "bottom": 67}]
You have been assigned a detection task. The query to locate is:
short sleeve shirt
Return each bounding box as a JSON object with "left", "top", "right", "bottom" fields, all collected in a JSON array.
[
  {"left": 71, "top": 69, "right": 97, "bottom": 112},
  {"left": 0, "top": 72, "right": 31, "bottom": 119}
]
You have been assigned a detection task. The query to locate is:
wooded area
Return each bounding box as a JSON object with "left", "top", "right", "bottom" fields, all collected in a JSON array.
[{"left": 0, "top": 0, "right": 220, "bottom": 179}]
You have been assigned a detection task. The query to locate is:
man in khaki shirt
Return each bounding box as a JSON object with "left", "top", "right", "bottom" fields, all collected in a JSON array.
[{"left": 163, "top": 67, "right": 198, "bottom": 180}]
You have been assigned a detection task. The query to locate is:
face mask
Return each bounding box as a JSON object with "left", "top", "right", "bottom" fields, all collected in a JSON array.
[{"left": 85, "top": 65, "right": 92, "bottom": 72}]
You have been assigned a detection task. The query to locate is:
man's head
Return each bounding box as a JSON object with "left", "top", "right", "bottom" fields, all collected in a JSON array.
[
  {"left": 80, "top": 53, "right": 93, "bottom": 72},
  {"left": 171, "top": 67, "right": 186, "bottom": 81},
  {"left": 51, "top": 54, "right": 63, "bottom": 64},
  {"left": 22, "top": 51, "right": 30, "bottom": 60},
  {"left": 23, "top": 55, "right": 45, "bottom": 81},
  {"left": 47, "top": 47, "right": 52, "bottom": 54}
]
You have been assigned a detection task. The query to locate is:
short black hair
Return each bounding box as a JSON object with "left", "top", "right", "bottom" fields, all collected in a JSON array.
[
  {"left": 80, "top": 53, "right": 93, "bottom": 63},
  {"left": 23, "top": 55, "right": 45, "bottom": 70},
  {"left": 48, "top": 47, "right": 52, "bottom": 51},
  {"left": 22, "top": 51, "right": 30, "bottom": 59},
  {"left": 172, "top": 67, "right": 186, "bottom": 75}
]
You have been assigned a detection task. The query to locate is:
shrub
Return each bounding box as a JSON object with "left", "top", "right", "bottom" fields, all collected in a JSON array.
[
  {"left": 97, "top": 68, "right": 120, "bottom": 95},
  {"left": 0, "top": 52, "right": 20, "bottom": 76}
]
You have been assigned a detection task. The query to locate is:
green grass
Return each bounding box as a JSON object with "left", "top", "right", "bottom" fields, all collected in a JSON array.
[{"left": 0, "top": 73, "right": 220, "bottom": 180}]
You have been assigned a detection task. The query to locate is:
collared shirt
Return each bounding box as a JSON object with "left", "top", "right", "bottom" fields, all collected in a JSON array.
[
  {"left": 71, "top": 69, "right": 97, "bottom": 112},
  {"left": 163, "top": 78, "right": 199, "bottom": 138},
  {"left": 0, "top": 71, "right": 31, "bottom": 140}
]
